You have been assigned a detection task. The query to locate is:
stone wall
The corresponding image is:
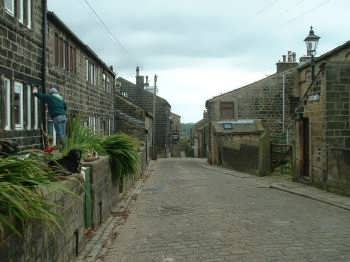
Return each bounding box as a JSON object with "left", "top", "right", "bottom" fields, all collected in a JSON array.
[
  {"left": 325, "top": 62, "right": 350, "bottom": 195},
  {"left": 46, "top": 12, "right": 115, "bottom": 136},
  {"left": 118, "top": 77, "right": 171, "bottom": 157},
  {"left": 206, "top": 68, "right": 298, "bottom": 165},
  {"left": 0, "top": 0, "right": 44, "bottom": 147},
  {"left": 0, "top": 175, "right": 85, "bottom": 262},
  {"left": 0, "top": 154, "right": 147, "bottom": 262},
  {"left": 83, "top": 157, "right": 114, "bottom": 229},
  {"left": 207, "top": 68, "right": 298, "bottom": 142}
]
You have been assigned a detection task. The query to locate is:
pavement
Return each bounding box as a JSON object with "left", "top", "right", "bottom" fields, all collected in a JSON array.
[{"left": 87, "top": 158, "right": 350, "bottom": 262}]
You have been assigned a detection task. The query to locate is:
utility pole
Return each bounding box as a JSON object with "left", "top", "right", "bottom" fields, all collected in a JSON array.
[{"left": 152, "top": 74, "right": 157, "bottom": 160}]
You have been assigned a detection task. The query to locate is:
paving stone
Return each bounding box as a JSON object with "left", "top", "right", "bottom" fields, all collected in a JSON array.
[{"left": 103, "top": 159, "right": 350, "bottom": 262}]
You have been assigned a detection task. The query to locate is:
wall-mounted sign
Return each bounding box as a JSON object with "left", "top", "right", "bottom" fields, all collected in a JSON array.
[
  {"left": 223, "top": 123, "right": 233, "bottom": 129},
  {"left": 308, "top": 94, "right": 320, "bottom": 102}
]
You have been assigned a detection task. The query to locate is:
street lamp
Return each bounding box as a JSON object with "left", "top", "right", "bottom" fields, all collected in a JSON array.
[{"left": 304, "top": 26, "right": 320, "bottom": 82}]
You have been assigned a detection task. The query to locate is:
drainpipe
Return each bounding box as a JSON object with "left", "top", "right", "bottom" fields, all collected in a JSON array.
[
  {"left": 41, "top": 0, "right": 48, "bottom": 148},
  {"left": 282, "top": 73, "right": 286, "bottom": 135}
]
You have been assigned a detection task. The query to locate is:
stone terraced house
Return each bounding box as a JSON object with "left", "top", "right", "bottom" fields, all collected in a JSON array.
[
  {"left": 206, "top": 51, "right": 299, "bottom": 166},
  {"left": 0, "top": 0, "right": 45, "bottom": 148},
  {"left": 205, "top": 42, "right": 350, "bottom": 195},
  {"left": 47, "top": 11, "right": 115, "bottom": 140},
  {"left": 118, "top": 68, "right": 171, "bottom": 158},
  {"left": 295, "top": 41, "right": 350, "bottom": 195}
]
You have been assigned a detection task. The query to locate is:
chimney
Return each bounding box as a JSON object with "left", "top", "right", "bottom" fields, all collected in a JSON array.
[
  {"left": 287, "top": 51, "right": 292, "bottom": 63},
  {"left": 109, "top": 65, "right": 114, "bottom": 72},
  {"left": 135, "top": 66, "right": 144, "bottom": 88},
  {"left": 276, "top": 51, "right": 299, "bottom": 73},
  {"left": 145, "top": 75, "right": 149, "bottom": 87}
]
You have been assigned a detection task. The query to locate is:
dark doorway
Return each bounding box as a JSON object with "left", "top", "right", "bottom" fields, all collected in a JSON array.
[{"left": 301, "top": 118, "right": 310, "bottom": 177}]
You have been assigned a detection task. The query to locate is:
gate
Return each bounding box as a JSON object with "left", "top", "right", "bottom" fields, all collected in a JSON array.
[
  {"left": 271, "top": 143, "right": 292, "bottom": 175},
  {"left": 83, "top": 167, "right": 93, "bottom": 229}
]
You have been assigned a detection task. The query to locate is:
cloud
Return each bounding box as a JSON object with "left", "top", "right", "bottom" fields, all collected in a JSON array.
[{"left": 48, "top": 0, "right": 350, "bottom": 122}]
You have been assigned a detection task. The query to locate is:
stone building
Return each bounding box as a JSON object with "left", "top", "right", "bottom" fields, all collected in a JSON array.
[
  {"left": 193, "top": 115, "right": 209, "bottom": 158},
  {"left": 170, "top": 112, "right": 181, "bottom": 144},
  {"left": 294, "top": 41, "right": 350, "bottom": 195},
  {"left": 118, "top": 68, "right": 171, "bottom": 158},
  {"left": 205, "top": 36, "right": 350, "bottom": 195},
  {"left": 47, "top": 12, "right": 115, "bottom": 139},
  {"left": 0, "top": 0, "right": 46, "bottom": 148},
  {"left": 114, "top": 93, "right": 153, "bottom": 163},
  {"left": 206, "top": 51, "right": 299, "bottom": 165}
]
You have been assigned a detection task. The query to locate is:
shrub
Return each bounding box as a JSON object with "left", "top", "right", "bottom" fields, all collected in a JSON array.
[
  {"left": 101, "top": 134, "right": 140, "bottom": 178},
  {"left": 0, "top": 157, "right": 67, "bottom": 238}
]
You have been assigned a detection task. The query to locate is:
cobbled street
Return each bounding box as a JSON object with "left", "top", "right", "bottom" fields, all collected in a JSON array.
[{"left": 103, "top": 159, "right": 350, "bottom": 262}]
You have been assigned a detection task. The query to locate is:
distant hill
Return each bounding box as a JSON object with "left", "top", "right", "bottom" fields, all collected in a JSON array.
[{"left": 181, "top": 123, "right": 194, "bottom": 140}]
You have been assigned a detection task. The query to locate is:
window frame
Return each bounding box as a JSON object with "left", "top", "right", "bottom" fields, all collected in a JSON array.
[
  {"left": 14, "top": 81, "right": 24, "bottom": 130},
  {"left": 34, "top": 89, "right": 39, "bottom": 130},
  {"left": 4, "top": 0, "right": 15, "bottom": 16},
  {"left": 27, "top": 0, "right": 31, "bottom": 28},
  {"left": 26, "top": 84, "right": 31, "bottom": 130},
  {"left": 220, "top": 102, "right": 234, "bottom": 120},
  {"left": 4, "top": 77, "right": 11, "bottom": 131},
  {"left": 18, "top": 0, "right": 24, "bottom": 24}
]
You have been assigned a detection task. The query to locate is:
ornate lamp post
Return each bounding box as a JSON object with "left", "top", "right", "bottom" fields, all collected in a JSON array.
[{"left": 304, "top": 26, "right": 320, "bottom": 82}]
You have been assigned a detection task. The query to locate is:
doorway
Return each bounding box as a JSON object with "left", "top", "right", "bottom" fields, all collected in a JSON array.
[{"left": 300, "top": 118, "right": 310, "bottom": 177}]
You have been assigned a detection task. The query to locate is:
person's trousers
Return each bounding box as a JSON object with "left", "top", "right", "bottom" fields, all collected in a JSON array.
[{"left": 53, "top": 115, "right": 67, "bottom": 145}]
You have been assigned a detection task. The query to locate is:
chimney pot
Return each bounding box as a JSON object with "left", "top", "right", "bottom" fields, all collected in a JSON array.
[{"left": 282, "top": 55, "right": 287, "bottom": 63}]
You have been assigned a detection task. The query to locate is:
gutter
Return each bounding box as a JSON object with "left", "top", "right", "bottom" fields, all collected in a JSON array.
[{"left": 41, "top": 0, "right": 48, "bottom": 148}]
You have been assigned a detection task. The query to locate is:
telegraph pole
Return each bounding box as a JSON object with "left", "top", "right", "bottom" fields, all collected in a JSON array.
[{"left": 152, "top": 74, "right": 157, "bottom": 160}]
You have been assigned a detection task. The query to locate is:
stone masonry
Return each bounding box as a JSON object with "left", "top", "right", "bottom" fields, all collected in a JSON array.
[
  {"left": 0, "top": 0, "right": 45, "bottom": 147},
  {"left": 47, "top": 12, "right": 115, "bottom": 136},
  {"left": 118, "top": 73, "right": 171, "bottom": 157}
]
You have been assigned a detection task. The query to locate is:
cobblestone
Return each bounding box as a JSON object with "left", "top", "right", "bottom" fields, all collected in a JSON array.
[{"left": 103, "top": 159, "right": 350, "bottom": 262}]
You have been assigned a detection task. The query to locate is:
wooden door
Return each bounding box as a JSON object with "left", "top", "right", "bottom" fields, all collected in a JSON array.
[{"left": 301, "top": 118, "right": 310, "bottom": 177}]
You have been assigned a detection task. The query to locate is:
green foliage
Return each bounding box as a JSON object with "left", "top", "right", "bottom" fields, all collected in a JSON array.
[
  {"left": 0, "top": 157, "right": 64, "bottom": 238},
  {"left": 101, "top": 134, "right": 140, "bottom": 178},
  {"left": 63, "top": 117, "right": 105, "bottom": 156}
]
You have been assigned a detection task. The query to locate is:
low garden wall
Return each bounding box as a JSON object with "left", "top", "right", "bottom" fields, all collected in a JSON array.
[
  {"left": 0, "top": 174, "right": 85, "bottom": 262},
  {"left": 0, "top": 153, "right": 147, "bottom": 262}
]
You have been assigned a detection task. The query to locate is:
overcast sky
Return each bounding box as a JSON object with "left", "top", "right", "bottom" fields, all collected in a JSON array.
[{"left": 48, "top": 0, "right": 349, "bottom": 123}]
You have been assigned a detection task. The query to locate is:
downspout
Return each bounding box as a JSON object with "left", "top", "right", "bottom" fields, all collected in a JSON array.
[
  {"left": 282, "top": 72, "right": 286, "bottom": 135},
  {"left": 41, "top": 0, "right": 48, "bottom": 148}
]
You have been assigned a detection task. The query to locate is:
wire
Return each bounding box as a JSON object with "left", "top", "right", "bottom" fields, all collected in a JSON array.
[
  {"left": 283, "top": 0, "right": 332, "bottom": 25},
  {"left": 81, "top": 0, "right": 140, "bottom": 69},
  {"left": 256, "top": 0, "right": 280, "bottom": 15}
]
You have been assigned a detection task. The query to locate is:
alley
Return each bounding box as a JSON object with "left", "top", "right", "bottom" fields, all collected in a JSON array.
[{"left": 104, "top": 159, "right": 350, "bottom": 262}]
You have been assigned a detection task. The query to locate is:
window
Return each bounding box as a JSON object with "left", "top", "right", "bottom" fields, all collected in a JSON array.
[
  {"left": 220, "top": 102, "right": 234, "bottom": 120},
  {"left": 26, "top": 0, "right": 31, "bottom": 28},
  {"left": 4, "top": 0, "right": 31, "bottom": 28},
  {"left": 86, "top": 59, "right": 89, "bottom": 81},
  {"left": 64, "top": 40, "right": 69, "bottom": 70},
  {"left": 69, "top": 45, "right": 76, "bottom": 73},
  {"left": 54, "top": 37, "right": 76, "bottom": 73},
  {"left": 22, "top": 0, "right": 31, "bottom": 28},
  {"left": 121, "top": 91, "right": 128, "bottom": 97},
  {"left": 86, "top": 60, "right": 97, "bottom": 85},
  {"left": 34, "top": 90, "right": 38, "bottom": 129},
  {"left": 59, "top": 37, "right": 63, "bottom": 68},
  {"left": 102, "top": 73, "right": 106, "bottom": 91},
  {"left": 54, "top": 34, "right": 59, "bottom": 66},
  {"left": 3, "top": 78, "right": 11, "bottom": 131},
  {"left": 4, "top": 0, "right": 15, "bottom": 16},
  {"left": 27, "top": 85, "right": 31, "bottom": 130},
  {"left": 14, "top": 82, "right": 24, "bottom": 130},
  {"left": 18, "top": 0, "right": 24, "bottom": 23},
  {"left": 106, "top": 77, "right": 110, "bottom": 92}
]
